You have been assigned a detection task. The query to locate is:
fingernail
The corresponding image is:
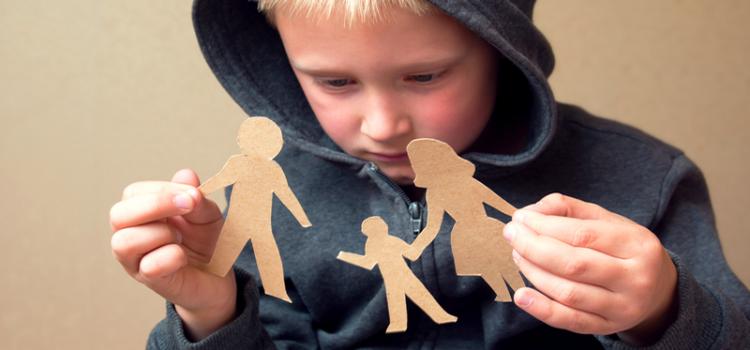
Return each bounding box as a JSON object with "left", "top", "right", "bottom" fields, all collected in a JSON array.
[
  {"left": 515, "top": 290, "right": 534, "bottom": 307},
  {"left": 512, "top": 249, "right": 520, "bottom": 263},
  {"left": 174, "top": 193, "right": 193, "bottom": 210},
  {"left": 175, "top": 230, "right": 183, "bottom": 244},
  {"left": 503, "top": 223, "right": 517, "bottom": 241},
  {"left": 187, "top": 188, "right": 201, "bottom": 201}
]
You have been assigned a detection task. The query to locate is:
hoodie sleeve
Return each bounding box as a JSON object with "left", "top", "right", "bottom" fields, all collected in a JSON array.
[
  {"left": 145, "top": 268, "right": 278, "bottom": 350},
  {"left": 596, "top": 154, "right": 750, "bottom": 349}
]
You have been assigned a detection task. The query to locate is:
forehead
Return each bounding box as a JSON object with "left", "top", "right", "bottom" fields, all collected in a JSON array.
[{"left": 274, "top": 6, "right": 484, "bottom": 72}]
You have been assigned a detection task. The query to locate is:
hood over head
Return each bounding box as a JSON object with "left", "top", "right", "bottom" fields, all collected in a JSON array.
[{"left": 191, "top": 0, "right": 556, "bottom": 169}]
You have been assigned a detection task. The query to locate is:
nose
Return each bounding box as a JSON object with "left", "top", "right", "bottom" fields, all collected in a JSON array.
[{"left": 360, "top": 90, "right": 412, "bottom": 142}]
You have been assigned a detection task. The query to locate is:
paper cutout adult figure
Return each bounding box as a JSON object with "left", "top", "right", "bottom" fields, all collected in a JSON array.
[
  {"left": 404, "top": 138, "right": 524, "bottom": 302},
  {"left": 337, "top": 216, "right": 457, "bottom": 333},
  {"left": 198, "top": 117, "right": 311, "bottom": 303}
]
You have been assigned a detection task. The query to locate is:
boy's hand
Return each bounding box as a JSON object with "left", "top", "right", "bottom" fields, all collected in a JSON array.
[
  {"left": 503, "top": 193, "right": 678, "bottom": 346},
  {"left": 109, "top": 169, "right": 237, "bottom": 341}
]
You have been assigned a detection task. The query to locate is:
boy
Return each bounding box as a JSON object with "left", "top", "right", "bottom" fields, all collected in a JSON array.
[{"left": 109, "top": 0, "right": 750, "bottom": 348}]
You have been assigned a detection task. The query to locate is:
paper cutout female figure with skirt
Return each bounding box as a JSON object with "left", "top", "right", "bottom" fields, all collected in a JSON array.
[
  {"left": 337, "top": 216, "right": 457, "bottom": 333},
  {"left": 198, "top": 117, "right": 311, "bottom": 303},
  {"left": 404, "top": 138, "right": 524, "bottom": 302}
]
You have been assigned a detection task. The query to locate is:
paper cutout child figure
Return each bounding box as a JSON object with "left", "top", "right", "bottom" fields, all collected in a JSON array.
[
  {"left": 337, "top": 216, "right": 458, "bottom": 333},
  {"left": 198, "top": 117, "right": 311, "bottom": 303},
  {"left": 404, "top": 138, "right": 525, "bottom": 302}
]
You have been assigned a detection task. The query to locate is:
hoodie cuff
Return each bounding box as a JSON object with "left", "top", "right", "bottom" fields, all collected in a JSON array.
[
  {"left": 149, "top": 268, "right": 275, "bottom": 349},
  {"left": 595, "top": 252, "right": 724, "bottom": 350}
]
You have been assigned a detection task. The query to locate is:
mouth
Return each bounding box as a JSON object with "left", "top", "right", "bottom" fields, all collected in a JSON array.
[{"left": 367, "top": 151, "right": 409, "bottom": 163}]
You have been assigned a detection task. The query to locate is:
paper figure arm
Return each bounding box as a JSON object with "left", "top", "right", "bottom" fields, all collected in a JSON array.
[
  {"left": 476, "top": 181, "right": 517, "bottom": 217},
  {"left": 273, "top": 166, "right": 312, "bottom": 228},
  {"left": 337, "top": 251, "right": 376, "bottom": 270},
  {"left": 199, "top": 155, "right": 243, "bottom": 195},
  {"left": 404, "top": 194, "right": 444, "bottom": 261}
]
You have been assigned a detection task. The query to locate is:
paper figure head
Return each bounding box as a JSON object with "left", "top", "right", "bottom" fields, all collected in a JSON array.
[
  {"left": 237, "top": 117, "right": 283, "bottom": 159},
  {"left": 407, "top": 138, "right": 475, "bottom": 187},
  {"left": 361, "top": 216, "right": 388, "bottom": 238}
]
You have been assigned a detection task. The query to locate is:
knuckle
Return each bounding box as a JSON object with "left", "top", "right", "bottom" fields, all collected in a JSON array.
[
  {"left": 641, "top": 235, "right": 664, "bottom": 257},
  {"left": 544, "top": 192, "right": 565, "bottom": 203},
  {"left": 563, "top": 257, "right": 587, "bottom": 278},
  {"left": 630, "top": 273, "right": 653, "bottom": 292},
  {"left": 555, "top": 283, "right": 581, "bottom": 307},
  {"left": 545, "top": 192, "right": 566, "bottom": 206},
  {"left": 110, "top": 230, "right": 133, "bottom": 258},
  {"left": 109, "top": 203, "right": 124, "bottom": 231},
  {"left": 571, "top": 224, "right": 595, "bottom": 248}
]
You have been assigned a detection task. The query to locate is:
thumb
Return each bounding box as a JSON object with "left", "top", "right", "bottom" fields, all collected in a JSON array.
[
  {"left": 171, "top": 169, "right": 223, "bottom": 225},
  {"left": 171, "top": 168, "right": 201, "bottom": 187}
]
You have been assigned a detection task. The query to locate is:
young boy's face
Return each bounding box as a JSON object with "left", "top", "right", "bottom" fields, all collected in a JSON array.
[{"left": 275, "top": 6, "right": 498, "bottom": 184}]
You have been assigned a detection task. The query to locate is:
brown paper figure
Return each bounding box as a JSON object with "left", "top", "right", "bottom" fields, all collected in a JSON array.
[
  {"left": 198, "top": 117, "right": 311, "bottom": 303},
  {"left": 337, "top": 216, "right": 457, "bottom": 333},
  {"left": 404, "top": 138, "right": 524, "bottom": 302}
]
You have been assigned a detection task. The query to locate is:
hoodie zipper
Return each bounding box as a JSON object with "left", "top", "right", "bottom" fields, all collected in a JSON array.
[{"left": 366, "top": 162, "right": 425, "bottom": 235}]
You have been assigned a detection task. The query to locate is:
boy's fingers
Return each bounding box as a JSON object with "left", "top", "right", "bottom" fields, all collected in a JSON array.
[
  {"left": 512, "top": 250, "right": 615, "bottom": 314},
  {"left": 138, "top": 244, "right": 188, "bottom": 282},
  {"left": 120, "top": 169, "right": 200, "bottom": 200},
  {"left": 513, "top": 287, "right": 615, "bottom": 335},
  {"left": 181, "top": 196, "right": 223, "bottom": 225},
  {"left": 168, "top": 216, "right": 220, "bottom": 260},
  {"left": 505, "top": 222, "right": 625, "bottom": 288},
  {"left": 122, "top": 181, "right": 196, "bottom": 200},
  {"left": 170, "top": 169, "right": 224, "bottom": 225},
  {"left": 527, "top": 193, "right": 630, "bottom": 224},
  {"left": 111, "top": 222, "right": 181, "bottom": 275},
  {"left": 110, "top": 189, "right": 200, "bottom": 230},
  {"left": 511, "top": 210, "right": 636, "bottom": 259},
  {"left": 171, "top": 168, "right": 201, "bottom": 187}
]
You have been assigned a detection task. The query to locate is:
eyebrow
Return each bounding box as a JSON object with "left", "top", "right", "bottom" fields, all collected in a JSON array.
[{"left": 290, "top": 53, "right": 466, "bottom": 76}]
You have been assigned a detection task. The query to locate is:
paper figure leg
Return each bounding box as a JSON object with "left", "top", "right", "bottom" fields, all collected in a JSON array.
[
  {"left": 483, "top": 272, "right": 513, "bottom": 302},
  {"left": 251, "top": 235, "right": 291, "bottom": 303},
  {"left": 404, "top": 280, "right": 457, "bottom": 324},
  {"left": 201, "top": 218, "right": 249, "bottom": 277},
  {"left": 384, "top": 288, "right": 407, "bottom": 333},
  {"left": 502, "top": 270, "right": 525, "bottom": 296}
]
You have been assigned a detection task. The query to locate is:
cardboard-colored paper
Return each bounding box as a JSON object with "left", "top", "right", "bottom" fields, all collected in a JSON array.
[
  {"left": 404, "top": 138, "right": 524, "bottom": 302},
  {"left": 337, "top": 216, "right": 457, "bottom": 333},
  {"left": 197, "top": 117, "right": 311, "bottom": 303}
]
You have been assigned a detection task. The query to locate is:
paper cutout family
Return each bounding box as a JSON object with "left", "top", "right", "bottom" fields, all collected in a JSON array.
[{"left": 197, "top": 117, "right": 524, "bottom": 332}]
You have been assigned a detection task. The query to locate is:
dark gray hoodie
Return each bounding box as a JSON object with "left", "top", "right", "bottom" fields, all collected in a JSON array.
[{"left": 147, "top": 0, "right": 750, "bottom": 348}]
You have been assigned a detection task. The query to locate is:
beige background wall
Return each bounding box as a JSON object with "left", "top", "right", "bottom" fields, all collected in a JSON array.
[{"left": 0, "top": 1, "right": 747, "bottom": 348}]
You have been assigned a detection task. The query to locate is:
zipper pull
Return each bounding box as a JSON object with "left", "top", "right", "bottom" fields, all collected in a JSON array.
[{"left": 408, "top": 201, "right": 423, "bottom": 235}]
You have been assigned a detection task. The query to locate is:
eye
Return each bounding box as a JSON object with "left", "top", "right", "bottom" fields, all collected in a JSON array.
[
  {"left": 404, "top": 71, "right": 445, "bottom": 84},
  {"left": 409, "top": 74, "right": 434, "bottom": 82},
  {"left": 317, "top": 78, "right": 356, "bottom": 89}
]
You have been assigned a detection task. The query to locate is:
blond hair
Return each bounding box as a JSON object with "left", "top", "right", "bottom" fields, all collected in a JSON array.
[{"left": 257, "top": 0, "right": 435, "bottom": 25}]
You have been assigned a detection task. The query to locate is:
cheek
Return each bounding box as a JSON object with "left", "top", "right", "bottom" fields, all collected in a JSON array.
[
  {"left": 301, "top": 87, "right": 361, "bottom": 147},
  {"left": 413, "top": 85, "right": 493, "bottom": 150}
]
